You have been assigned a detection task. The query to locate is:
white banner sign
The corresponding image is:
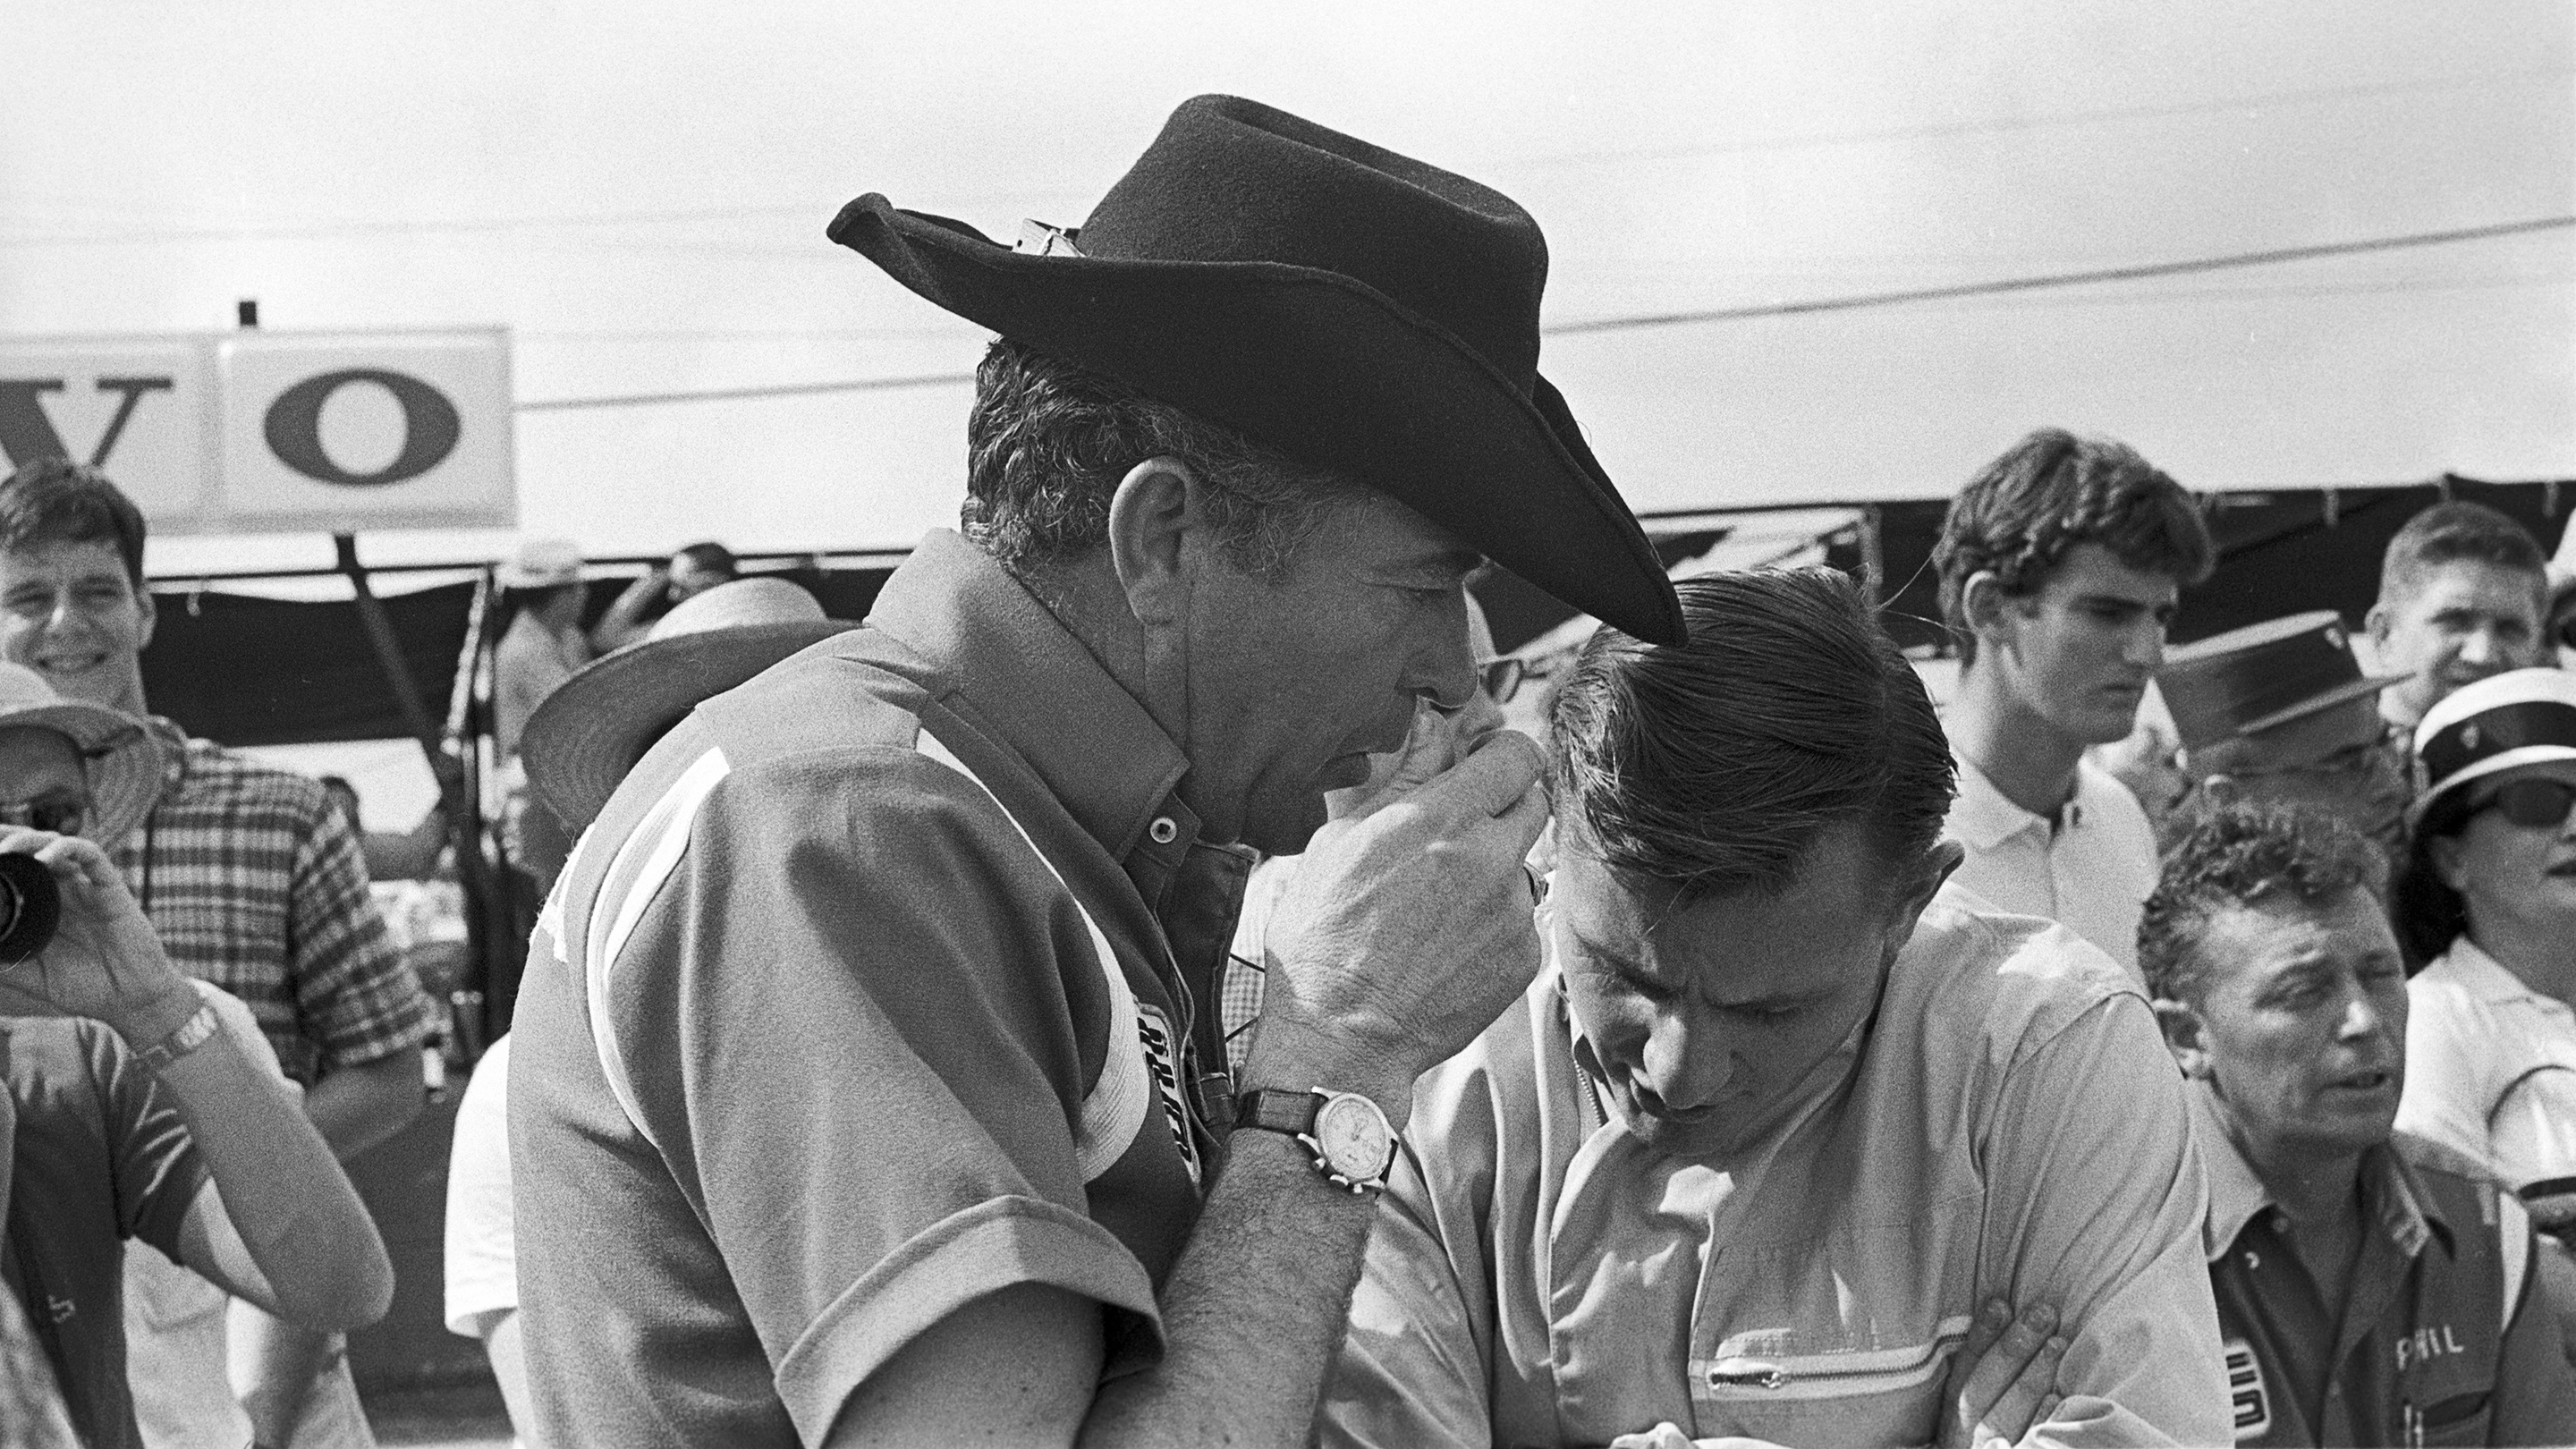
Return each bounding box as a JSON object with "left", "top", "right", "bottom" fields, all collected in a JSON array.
[{"left": 0, "top": 328, "right": 515, "bottom": 535}]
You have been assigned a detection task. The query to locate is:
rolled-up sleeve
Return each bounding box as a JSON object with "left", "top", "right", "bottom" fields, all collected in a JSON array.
[{"left": 1978, "top": 995, "right": 2230, "bottom": 1447}]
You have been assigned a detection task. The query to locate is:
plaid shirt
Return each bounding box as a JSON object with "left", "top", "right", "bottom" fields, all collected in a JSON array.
[{"left": 110, "top": 717, "right": 435, "bottom": 1085}]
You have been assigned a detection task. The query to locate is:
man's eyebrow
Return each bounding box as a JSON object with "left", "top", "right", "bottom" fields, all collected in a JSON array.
[{"left": 1569, "top": 928, "right": 1668, "bottom": 983}]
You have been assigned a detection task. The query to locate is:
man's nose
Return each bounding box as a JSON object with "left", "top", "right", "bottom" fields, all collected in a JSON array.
[
  {"left": 2124, "top": 620, "right": 2167, "bottom": 669},
  {"left": 1639, "top": 1015, "right": 1732, "bottom": 1113},
  {"left": 2337, "top": 985, "right": 2387, "bottom": 1042},
  {"left": 2458, "top": 628, "right": 2504, "bottom": 668}
]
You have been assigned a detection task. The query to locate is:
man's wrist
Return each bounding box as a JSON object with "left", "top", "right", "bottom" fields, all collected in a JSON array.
[
  {"left": 108, "top": 982, "right": 208, "bottom": 1055},
  {"left": 1237, "top": 1024, "right": 1417, "bottom": 1131},
  {"left": 131, "top": 998, "right": 222, "bottom": 1073}
]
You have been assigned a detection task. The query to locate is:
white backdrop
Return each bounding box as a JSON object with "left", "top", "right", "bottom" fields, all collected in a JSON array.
[{"left": 5, "top": 0, "right": 2569, "bottom": 579}]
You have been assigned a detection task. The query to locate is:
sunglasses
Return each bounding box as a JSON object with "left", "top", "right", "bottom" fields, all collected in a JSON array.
[
  {"left": 2470, "top": 777, "right": 2576, "bottom": 831},
  {"left": 0, "top": 797, "right": 87, "bottom": 836}
]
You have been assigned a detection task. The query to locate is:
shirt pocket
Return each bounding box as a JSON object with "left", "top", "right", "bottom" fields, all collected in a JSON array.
[{"left": 1689, "top": 1205, "right": 1979, "bottom": 1449}]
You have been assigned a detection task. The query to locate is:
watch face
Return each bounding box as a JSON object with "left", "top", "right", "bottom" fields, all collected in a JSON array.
[{"left": 1312, "top": 1094, "right": 1393, "bottom": 1181}]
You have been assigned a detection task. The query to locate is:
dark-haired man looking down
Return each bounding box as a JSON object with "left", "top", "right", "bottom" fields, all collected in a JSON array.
[{"left": 1319, "top": 568, "right": 2227, "bottom": 1448}]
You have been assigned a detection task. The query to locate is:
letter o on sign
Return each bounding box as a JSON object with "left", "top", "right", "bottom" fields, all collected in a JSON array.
[{"left": 262, "top": 369, "right": 462, "bottom": 487}]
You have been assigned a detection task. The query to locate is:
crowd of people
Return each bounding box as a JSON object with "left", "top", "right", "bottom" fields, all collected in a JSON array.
[{"left": 8, "top": 89, "right": 2576, "bottom": 1449}]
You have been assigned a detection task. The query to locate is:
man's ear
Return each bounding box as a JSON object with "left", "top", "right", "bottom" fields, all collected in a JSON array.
[
  {"left": 1103, "top": 456, "right": 1201, "bottom": 628},
  {"left": 2365, "top": 600, "right": 2393, "bottom": 650},
  {"left": 1960, "top": 572, "right": 2014, "bottom": 643},
  {"left": 1880, "top": 840, "right": 1964, "bottom": 964},
  {"left": 2153, "top": 997, "right": 2212, "bottom": 1079},
  {"left": 133, "top": 583, "right": 157, "bottom": 652}
]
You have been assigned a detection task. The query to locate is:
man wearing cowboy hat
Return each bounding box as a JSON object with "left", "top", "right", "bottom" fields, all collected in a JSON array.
[
  {"left": 0, "top": 661, "right": 396, "bottom": 1448},
  {"left": 509, "top": 95, "right": 1682, "bottom": 1447},
  {"left": 438, "top": 576, "right": 854, "bottom": 1449}
]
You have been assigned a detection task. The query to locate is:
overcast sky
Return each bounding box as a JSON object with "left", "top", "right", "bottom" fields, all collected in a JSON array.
[{"left": 5, "top": 0, "right": 2570, "bottom": 573}]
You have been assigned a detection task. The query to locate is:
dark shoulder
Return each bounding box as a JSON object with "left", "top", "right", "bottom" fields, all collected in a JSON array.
[{"left": 2392, "top": 1130, "right": 2504, "bottom": 1199}]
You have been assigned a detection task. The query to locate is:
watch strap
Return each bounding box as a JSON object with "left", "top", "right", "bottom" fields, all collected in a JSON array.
[{"left": 1233, "top": 1087, "right": 1320, "bottom": 1136}]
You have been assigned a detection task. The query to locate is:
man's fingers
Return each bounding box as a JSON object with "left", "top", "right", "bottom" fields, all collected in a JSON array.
[
  {"left": 1434, "top": 727, "right": 1546, "bottom": 818},
  {"left": 1971, "top": 1328, "right": 2067, "bottom": 1448},
  {"left": 1956, "top": 1302, "right": 2056, "bottom": 1432}
]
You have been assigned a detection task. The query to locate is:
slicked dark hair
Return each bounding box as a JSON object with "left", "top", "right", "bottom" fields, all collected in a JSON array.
[
  {"left": 0, "top": 458, "right": 149, "bottom": 588},
  {"left": 2376, "top": 500, "right": 2547, "bottom": 613},
  {"left": 2139, "top": 801, "right": 2387, "bottom": 1008},
  {"left": 674, "top": 541, "right": 738, "bottom": 579},
  {"left": 962, "top": 339, "right": 1366, "bottom": 582},
  {"left": 1548, "top": 567, "right": 1954, "bottom": 902},
  {"left": 1933, "top": 428, "right": 2213, "bottom": 663}
]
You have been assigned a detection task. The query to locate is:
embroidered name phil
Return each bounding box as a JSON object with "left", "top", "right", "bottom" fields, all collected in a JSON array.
[
  {"left": 1135, "top": 1003, "right": 1202, "bottom": 1185},
  {"left": 2395, "top": 1323, "right": 2466, "bottom": 1372}
]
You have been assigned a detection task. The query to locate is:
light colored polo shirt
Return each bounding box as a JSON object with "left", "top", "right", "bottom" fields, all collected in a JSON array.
[
  {"left": 1318, "top": 887, "right": 2228, "bottom": 1448},
  {"left": 1942, "top": 753, "right": 2157, "bottom": 981},
  {"left": 510, "top": 531, "right": 1236, "bottom": 1448},
  {"left": 2397, "top": 937, "right": 2576, "bottom": 1233}
]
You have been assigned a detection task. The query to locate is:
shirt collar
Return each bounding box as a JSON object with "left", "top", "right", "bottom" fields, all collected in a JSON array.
[
  {"left": 1948, "top": 751, "right": 2047, "bottom": 851},
  {"left": 2191, "top": 1079, "right": 2449, "bottom": 1263},
  {"left": 867, "top": 530, "right": 1197, "bottom": 869},
  {"left": 2432, "top": 936, "right": 2541, "bottom": 1008}
]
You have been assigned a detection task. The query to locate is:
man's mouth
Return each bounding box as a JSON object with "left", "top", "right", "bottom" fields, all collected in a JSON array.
[
  {"left": 34, "top": 653, "right": 107, "bottom": 676},
  {"left": 2326, "top": 1066, "right": 2395, "bottom": 1093}
]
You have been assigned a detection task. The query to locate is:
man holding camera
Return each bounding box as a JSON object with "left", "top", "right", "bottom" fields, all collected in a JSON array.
[
  {"left": 0, "top": 457, "right": 436, "bottom": 1447},
  {"left": 0, "top": 660, "right": 393, "bottom": 1448}
]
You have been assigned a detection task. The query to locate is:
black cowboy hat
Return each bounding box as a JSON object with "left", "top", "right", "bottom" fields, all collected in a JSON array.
[{"left": 827, "top": 94, "right": 1685, "bottom": 646}]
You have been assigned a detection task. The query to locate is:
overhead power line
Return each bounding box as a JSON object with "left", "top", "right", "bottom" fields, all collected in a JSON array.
[
  {"left": 514, "top": 214, "right": 2576, "bottom": 411},
  {"left": 515, "top": 372, "right": 973, "bottom": 411},
  {"left": 1545, "top": 215, "right": 2576, "bottom": 336}
]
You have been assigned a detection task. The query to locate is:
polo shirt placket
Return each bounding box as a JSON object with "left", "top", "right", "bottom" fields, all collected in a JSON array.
[{"left": 1941, "top": 753, "right": 2159, "bottom": 980}]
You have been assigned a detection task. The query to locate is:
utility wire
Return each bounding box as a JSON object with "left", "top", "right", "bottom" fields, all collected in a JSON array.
[
  {"left": 1546, "top": 215, "right": 2576, "bottom": 335},
  {"left": 513, "top": 214, "right": 2576, "bottom": 411}
]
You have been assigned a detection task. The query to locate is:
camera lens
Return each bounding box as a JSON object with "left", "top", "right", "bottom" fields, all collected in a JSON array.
[{"left": 0, "top": 854, "right": 62, "bottom": 965}]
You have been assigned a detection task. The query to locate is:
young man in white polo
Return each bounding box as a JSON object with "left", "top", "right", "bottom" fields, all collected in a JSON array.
[{"left": 1932, "top": 428, "right": 2215, "bottom": 980}]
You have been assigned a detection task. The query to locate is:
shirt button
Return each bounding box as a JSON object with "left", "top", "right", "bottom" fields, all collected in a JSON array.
[{"left": 1148, "top": 817, "right": 1180, "bottom": 845}]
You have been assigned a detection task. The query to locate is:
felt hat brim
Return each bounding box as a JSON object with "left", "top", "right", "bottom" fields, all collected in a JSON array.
[
  {"left": 522, "top": 621, "right": 854, "bottom": 831},
  {"left": 2235, "top": 672, "right": 2410, "bottom": 740},
  {"left": 831, "top": 197, "right": 1686, "bottom": 647},
  {"left": 0, "top": 700, "right": 166, "bottom": 844}
]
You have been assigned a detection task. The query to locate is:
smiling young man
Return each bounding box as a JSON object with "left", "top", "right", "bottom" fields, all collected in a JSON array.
[
  {"left": 2142, "top": 801, "right": 2576, "bottom": 1447},
  {"left": 508, "top": 96, "right": 1684, "bottom": 1449},
  {"left": 1319, "top": 568, "right": 2227, "bottom": 1449},
  {"left": 1932, "top": 428, "right": 2214, "bottom": 979},
  {"left": 0, "top": 457, "right": 435, "bottom": 1449}
]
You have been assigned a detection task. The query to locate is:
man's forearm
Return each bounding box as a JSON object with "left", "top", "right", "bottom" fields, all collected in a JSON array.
[
  {"left": 1082, "top": 1131, "right": 1381, "bottom": 1449},
  {"left": 158, "top": 1030, "right": 394, "bottom": 1327},
  {"left": 305, "top": 1049, "right": 424, "bottom": 1160}
]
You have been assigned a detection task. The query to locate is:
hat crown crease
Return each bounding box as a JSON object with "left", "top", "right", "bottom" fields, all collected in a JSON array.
[{"left": 1075, "top": 94, "right": 1549, "bottom": 388}]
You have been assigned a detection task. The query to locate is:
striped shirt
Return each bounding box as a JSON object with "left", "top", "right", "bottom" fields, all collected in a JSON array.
[{"left": 111, "top": 718, "right": 434, "bottom": 1084}]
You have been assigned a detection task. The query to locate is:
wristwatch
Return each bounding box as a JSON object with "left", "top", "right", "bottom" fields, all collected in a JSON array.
[{"left": 1232, "top": 1088, "right": 1398, "bottom": 1195}]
